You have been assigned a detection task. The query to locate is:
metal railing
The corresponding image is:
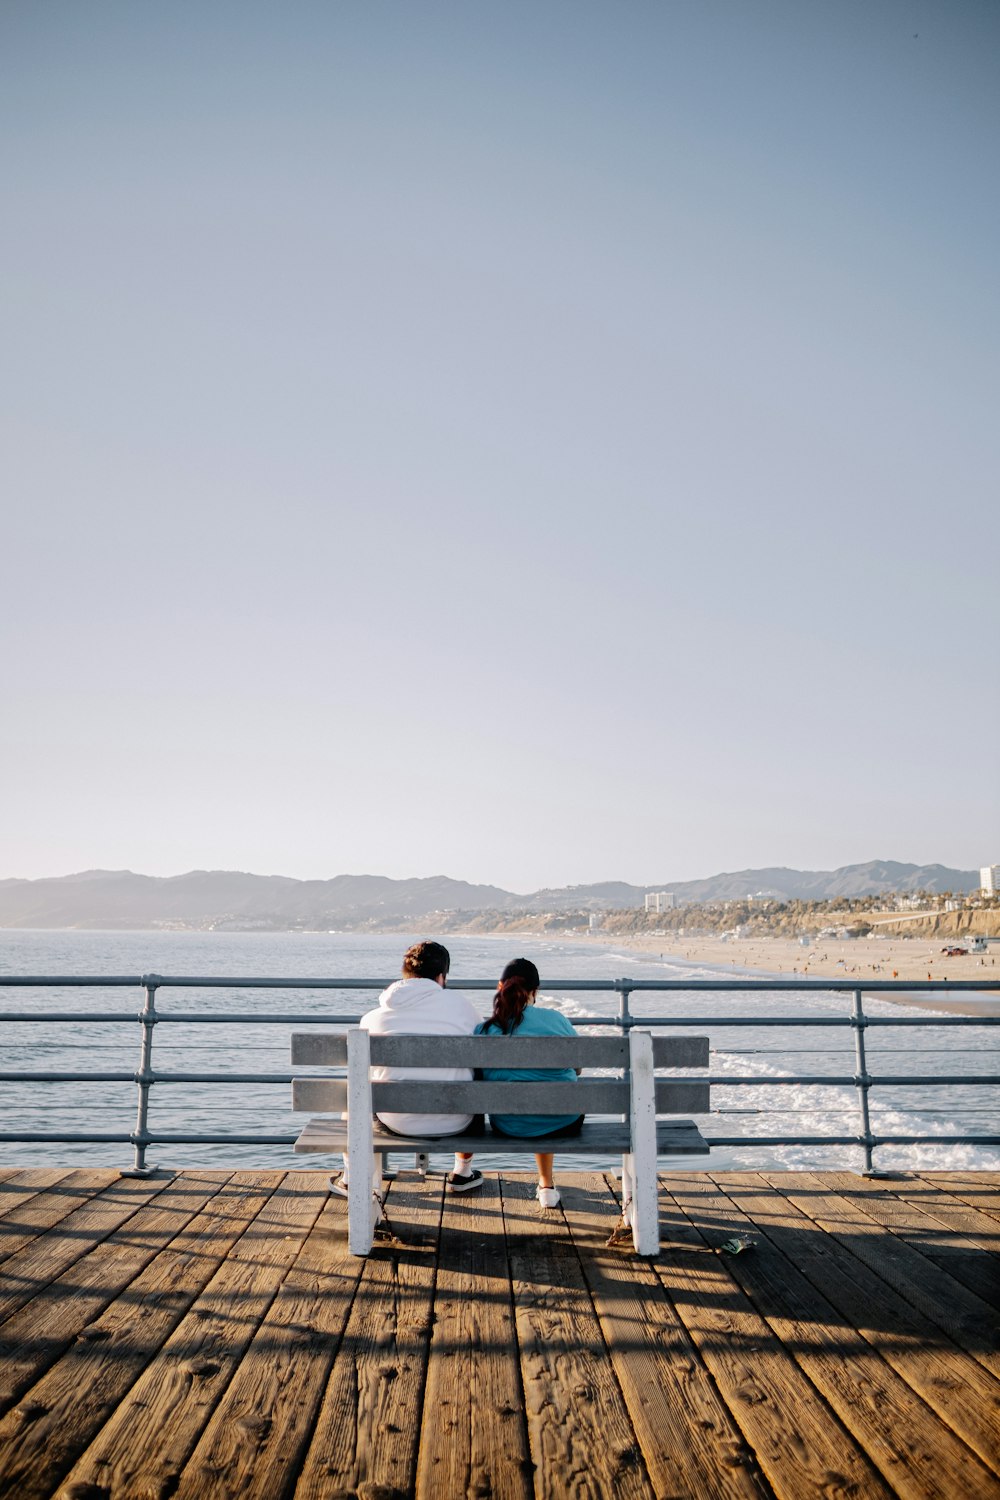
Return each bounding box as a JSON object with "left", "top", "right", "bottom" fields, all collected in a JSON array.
[{"left": 1, "top": 974, "right": 997, "bottom": 1175}]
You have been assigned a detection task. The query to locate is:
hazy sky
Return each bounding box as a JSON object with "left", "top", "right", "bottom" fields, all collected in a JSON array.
[{"left": 2, "top": 1, "right": 997, "bottom": 892}]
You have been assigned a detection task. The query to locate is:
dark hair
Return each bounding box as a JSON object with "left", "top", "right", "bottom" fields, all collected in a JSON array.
[
  {"left": 402, "top": 941, "right": 451, "bottom": 980},
  {"left": 485, "top": 957, "right": 540, "bottom": 1035}
]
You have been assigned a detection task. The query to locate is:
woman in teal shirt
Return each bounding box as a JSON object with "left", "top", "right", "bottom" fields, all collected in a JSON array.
[{"left": 475, "top": 957, "right": 584, "bottom": 1208}]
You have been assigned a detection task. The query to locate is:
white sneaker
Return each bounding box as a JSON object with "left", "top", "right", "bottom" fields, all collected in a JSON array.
[{"left": 536, "top": 1185, "right": 560, "bottom": 1209}]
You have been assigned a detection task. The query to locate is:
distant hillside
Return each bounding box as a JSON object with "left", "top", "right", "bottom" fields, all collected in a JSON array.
[
  {"left": 525, "top": 862, "right": 976, "bottom": 910},
  {"left": 646, "top": 861, "right": 977, "bottom": 904},
  {"left": 0, "top": 869, "right": 516, "bottom": 931},
  {"left": 0, "top": 861, "right": 980, "bottom": 931}
]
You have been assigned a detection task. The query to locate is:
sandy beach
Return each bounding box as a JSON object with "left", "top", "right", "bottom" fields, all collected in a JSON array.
[{"left": 599, "top": 931, "right": 1000, "bottom": 1015}]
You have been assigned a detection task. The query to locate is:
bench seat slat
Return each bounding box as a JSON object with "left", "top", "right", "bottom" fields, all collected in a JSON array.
[
  {"left": 290, "top": 1033, "right": 708, "bottom": 1068},
  {"left": 292, "top": 1078, "right": 629, "bottom": 1114},
  {"left": 293, "top": 1116, "right": 710, "bottom": 1157},
  {"left": 292, "top": 1035, "right": 629, "bottom": 1067},
  {"left": 292, "top": 1077, "right": 709, "bottom": 1115}
]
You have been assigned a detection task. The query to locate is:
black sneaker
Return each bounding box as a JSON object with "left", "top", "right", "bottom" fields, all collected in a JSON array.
[{"left": 446, "top": 1168, "right": 484, "bottom": 1193}]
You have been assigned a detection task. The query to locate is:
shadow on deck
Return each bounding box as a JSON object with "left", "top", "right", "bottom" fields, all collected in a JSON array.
[{"left": 0, "top": 1167, "right": 997, "bottom": 1498}]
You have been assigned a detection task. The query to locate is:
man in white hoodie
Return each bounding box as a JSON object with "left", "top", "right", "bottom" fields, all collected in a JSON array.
[{"left": 332, "top": 940, "right": 484, "bottom": 1195}]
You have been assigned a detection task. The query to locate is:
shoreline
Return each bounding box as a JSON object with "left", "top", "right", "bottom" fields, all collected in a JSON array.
[
  {"left": 4, "top": 923, "right": 998, "bottom": 1017},
  {"left": 579, "top": 931, "right": 1000, "bottom": 1017}
]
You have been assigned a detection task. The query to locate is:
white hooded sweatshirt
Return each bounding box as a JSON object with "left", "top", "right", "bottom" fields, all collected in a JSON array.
[{"left": 359, "top": 976, "right": 481, "bottom": 1136}]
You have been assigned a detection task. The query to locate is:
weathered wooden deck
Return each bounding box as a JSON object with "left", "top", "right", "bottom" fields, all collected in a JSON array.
[{"left": 0, "top": 1167, "right": 997, "bottom": 1499}]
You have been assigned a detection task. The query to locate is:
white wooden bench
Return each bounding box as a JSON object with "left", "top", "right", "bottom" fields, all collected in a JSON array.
[{"left": 291, "top": 1028, "right": 709, "bottom": 1255}]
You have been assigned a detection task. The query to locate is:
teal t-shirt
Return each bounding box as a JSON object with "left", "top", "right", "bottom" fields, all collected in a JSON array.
[{"left": 475, "top": 1005, "right": 581, "bottom": 1137}]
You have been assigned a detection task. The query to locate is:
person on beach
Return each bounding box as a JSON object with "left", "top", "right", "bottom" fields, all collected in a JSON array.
[
  {"left": 331, "top": 940, "right": 484, "bottom": 1198},
  {"left": 475, "top": 958, "right": 584, "bottom": 1209}
]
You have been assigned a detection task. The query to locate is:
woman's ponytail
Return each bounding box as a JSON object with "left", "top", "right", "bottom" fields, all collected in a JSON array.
[{"left": 486, "top": 957, "right": 541, "bottom": 1034}]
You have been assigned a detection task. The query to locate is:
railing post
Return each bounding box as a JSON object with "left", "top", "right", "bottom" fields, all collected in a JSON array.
[
  {"left": 851, "top": 988, "right": 879, "bottom": 1176},
  {"left": 122, "top": 974, "right": 159, "bottom": 1177}
]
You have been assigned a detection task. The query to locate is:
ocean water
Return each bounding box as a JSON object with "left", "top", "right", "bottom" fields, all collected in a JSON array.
[{"left": 1, "top": 928, "right": 997, "bottom": 1174}]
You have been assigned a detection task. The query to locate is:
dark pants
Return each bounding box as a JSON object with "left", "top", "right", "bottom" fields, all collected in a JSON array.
[{"left": 488, "top": 1114, "right": 586, "bottom": 1140}]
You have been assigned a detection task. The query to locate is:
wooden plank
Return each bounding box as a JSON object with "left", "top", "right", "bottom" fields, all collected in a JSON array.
[
  {"left": 654, "top": 1079, "right": 710, "bottom": 1112},
  {"left": 368, "top": 1034, "right": 635, "bottom": 1067},
  {"left": 294, "top": 1173, "right": 442, "bottom": 1499},
  {"left": 885, "top": 1173, "right": 1000, "bottom": 1251},
  {"left": 655, "top": 1173, "right": 894, "bottom": 1499},
  {"left": 0, "top": 1169, "right": 119, "bottom": 1268},
  {"left": 753, "top": 1172, "right": 1000, "bottom": 1478},
  {"left": 291, "top": 1031, "right": 349, "bottom": 1065},
  {"left": 293, "top": 1117, "right": 708, "bottom": 1156},
  {"left": 45, "top": 1172, "right": 319, "bottom": 1500},
  {"left": 652, "top": 1035, "right": 710, "bottom": 1068},
  {"left": 415, "top": 1173, "right": 532, "bottom": 1500},
  {"left": 824, "top": 1171, "right": 1000, "bottom": 1312},
  {"left": 559, "top": 1173, "right": 767, "bottom": 1499},
  {"left": 293, "top": 1032, "right": 709, "bottom": 1068},
  {"left": 765, "top": 1172, "right": 1000, "bottom": 1381},
  {"left": 0, "top": 1170, "right": 233, "bottom": 1416},
  {"left": 294, "top": 1032, "right": 638, "bottom": 1068},
  {"left": 917, "top": 1173, "right": 1000, "bottom": 1223},
  {"left": 295, "top": 1077, "right": 707, "bottom": 1115},
  {"left": 170, "top": 1190, "right": 369, "bottom": 1499},
  {"left": 0, "top": 1173, "right": 169, "bottom": 1327},
  {"left": 700, "top": 1172, "right": 1000, "bottom": 1493},
  {"left": 0, "top": 1170, "right": 74, "bottom": 1222},
  {"left": 502, "top": 1172, "right": 654, "bottom": 1499},
  {"left": 294, "top": 1077, "right": 629, "bottom": 1114}
]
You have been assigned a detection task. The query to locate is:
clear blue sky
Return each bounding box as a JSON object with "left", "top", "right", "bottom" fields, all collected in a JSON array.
[{"left": 2, "top": 1, "right": 997, "bottom": 890}]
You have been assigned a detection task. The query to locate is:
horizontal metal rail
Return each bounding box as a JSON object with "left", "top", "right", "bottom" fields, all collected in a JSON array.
[
  {"left": 2, "top": 1070, "right": 995, "bottom": 1087},
  {"left": 2, "top": 974, "right": 996, "bottom": 990},
  {"left": 0, "top": 973, "right": 997, "bottom": 1174},
  {"left": 1, "top": 1011, "right": 996, "bottom": 1026},
  {"left": 1, "top": 1131, "right": 996, "bottom": 1149}
]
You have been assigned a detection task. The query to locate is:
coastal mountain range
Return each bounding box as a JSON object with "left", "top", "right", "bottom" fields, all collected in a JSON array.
[{"left": 0, "top": 861, "right": 979, "bottom": 931}]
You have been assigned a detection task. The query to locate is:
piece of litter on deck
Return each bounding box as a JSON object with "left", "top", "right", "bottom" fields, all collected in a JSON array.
[{"left": 718, "top": 1235, "right": 756, "bottom": 1255}]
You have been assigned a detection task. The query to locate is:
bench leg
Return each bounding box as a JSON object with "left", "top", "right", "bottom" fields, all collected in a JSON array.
[
  {"left": 630, "top": 1162, "right": 659, "bottom": 1255},
  {"left": 622, "top": 1152, "right": 658, "bottom": 1253},
  {"left": 347, "top": 1154, "right": 379, "bottom": 1254},
  {"left": 628, "top": 1029, "right": 660, "bottom": 1255},
  {"left": 347, "top": 1030, "right": 378, "bottom": 1254},
  {"left": 621, "top": 1154, "right": 634, "bottom": 1225}
]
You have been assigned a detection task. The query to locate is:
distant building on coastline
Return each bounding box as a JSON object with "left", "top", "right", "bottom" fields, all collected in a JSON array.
[
  {"left": 644, "top": 891, "right": 675, "bottom": 913},
  {"left": 981, "top": 865, "right": 1000, "bottom": 896}
]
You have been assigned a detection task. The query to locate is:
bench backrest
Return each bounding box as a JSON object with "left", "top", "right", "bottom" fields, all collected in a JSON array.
[{"left": 291, "top": 1030, "right": 709, "bottom": 1116}]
